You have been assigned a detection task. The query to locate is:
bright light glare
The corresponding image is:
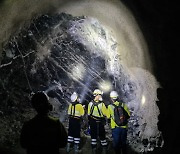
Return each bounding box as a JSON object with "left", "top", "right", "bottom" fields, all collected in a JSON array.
[
  {"left": 141, "top": 95, "right": 146, "bottom": 105},
  {"left": 71, "top": 63, "right": 85, "bottom": 81},
  {"left": 98, "top": 80, "right": 112, "bottom": 93}
]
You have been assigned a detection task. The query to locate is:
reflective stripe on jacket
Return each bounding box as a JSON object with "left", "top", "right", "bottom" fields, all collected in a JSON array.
[{"left": 107, "top": 101, "right": 130, "bottom": 129}]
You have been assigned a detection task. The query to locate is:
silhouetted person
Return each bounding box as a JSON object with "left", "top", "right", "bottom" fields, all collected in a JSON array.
[{"left": 20, "top": 91, "right": 67, "bottom": 154}]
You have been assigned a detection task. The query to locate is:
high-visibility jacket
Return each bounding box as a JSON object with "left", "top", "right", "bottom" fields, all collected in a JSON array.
[
  {"left": 68, "top": 103, "right": 85, "bottom": 118},
  {"left": 88, "top": 100, "right": 107, "bottom": 118},
  {"left": 107, "top": 101, "right": 130, "bottom": 129}
]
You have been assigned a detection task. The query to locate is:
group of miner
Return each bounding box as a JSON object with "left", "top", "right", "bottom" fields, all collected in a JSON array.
[{"left": 20, "top": 89, "right": 130, "bottom": 154}]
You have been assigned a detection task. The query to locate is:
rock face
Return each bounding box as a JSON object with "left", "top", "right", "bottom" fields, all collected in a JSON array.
[
  {"left": 0, "top": 12, "right": 112, "bottom": 150},
  {"left": 0, "top": 13, "right": 163, "bottom": 152}
]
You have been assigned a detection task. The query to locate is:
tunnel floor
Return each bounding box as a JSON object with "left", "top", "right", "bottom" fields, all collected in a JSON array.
[{"left": 0, "top": 132, "right": 164, "bottom": 154}]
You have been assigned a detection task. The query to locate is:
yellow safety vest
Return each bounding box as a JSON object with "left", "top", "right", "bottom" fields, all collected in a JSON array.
[
  {"left": 68, "top": 103, "right": 85, "bottom": 118},
  {"left": 107, "top": 101, "right": 130, "bottom": 129},
  {"left": 88, "top": 101, "right": 107, "bottom": 118}
]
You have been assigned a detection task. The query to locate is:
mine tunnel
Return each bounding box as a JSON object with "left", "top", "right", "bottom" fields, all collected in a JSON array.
[{"left": 0, "top": 0, "right": 178, "bottom": 154}]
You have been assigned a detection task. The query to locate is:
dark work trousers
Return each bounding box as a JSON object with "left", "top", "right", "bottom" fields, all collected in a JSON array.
[
  {"left": 89, "top": 116, "right": 107, "bottom": 149},
  {"left": 112, "top": 127, "right": 127, "bottom": 154},
  {"left": 68, "top": 117, "right": 81, "bottom": 144}
]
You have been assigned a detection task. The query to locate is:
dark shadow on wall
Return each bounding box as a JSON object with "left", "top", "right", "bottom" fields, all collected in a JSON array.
[{"left": 0, "top": 0, "right": 5, "bottom": 4}]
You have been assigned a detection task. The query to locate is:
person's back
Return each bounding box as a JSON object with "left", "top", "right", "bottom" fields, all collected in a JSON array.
[
  {"left": 66, "top": 92, "right": 85, "bottom": 153},
  {"left": 107, "top": 91, "right": 130, "bottom": 154},
  {"left": 20, "top": 91, "right": 67, "bottom": 154},
  {"left": 87, "top": 89, "right": 108, "bottom": 154}
]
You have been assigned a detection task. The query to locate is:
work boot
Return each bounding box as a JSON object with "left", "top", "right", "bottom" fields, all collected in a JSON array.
[
  {"left": 74, "top": 144, "right": 80, "bottom": 154},
  {"left": 66, "top": 142, "right": 71, "bottom": 153},
  {"left": 92, "top": 148, "right": 97, "bottom": 154},
  {"left": 102, "top": 147, "right": 107, "bottom": 154}
]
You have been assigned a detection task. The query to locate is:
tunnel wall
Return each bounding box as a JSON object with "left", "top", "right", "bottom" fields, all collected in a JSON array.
[
  {"left": 0, "top": 0, "right": 152, "bottom": 72},
  {"left": 0, "top": 0, "right": 64, "bottom": 59},
  {"left": 1, "top": 0, "right": 178, "bottom": 153}
]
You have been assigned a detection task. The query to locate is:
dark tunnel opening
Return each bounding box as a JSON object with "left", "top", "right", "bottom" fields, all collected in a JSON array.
[{"left": 121, "top": 0, "right": 179, "bottom": 153}]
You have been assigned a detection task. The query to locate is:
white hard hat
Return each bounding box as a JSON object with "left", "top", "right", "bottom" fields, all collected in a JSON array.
[
  {"left": 110, "top": 91, "right": 118, "bottom": 99},
  {"left": 70, "top": 92, "right": 78, "bottom": 102},
  {"left": 93, "top": 89, "right": 103, "bottom": 96}
]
